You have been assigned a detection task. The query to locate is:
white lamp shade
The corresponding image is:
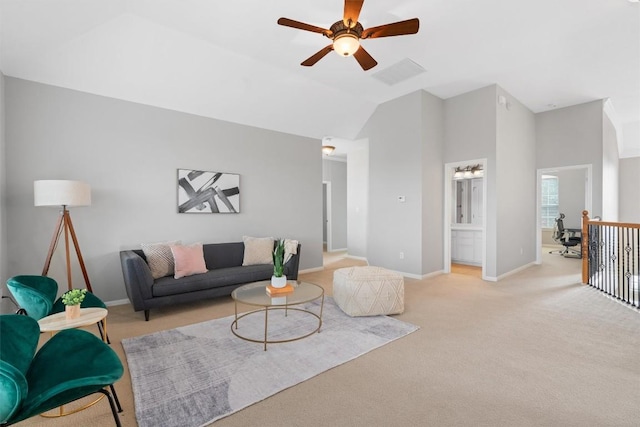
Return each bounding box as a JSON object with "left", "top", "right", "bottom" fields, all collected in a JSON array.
[{"left": 34, "top": 180, "right": 91, "bottom": 207}]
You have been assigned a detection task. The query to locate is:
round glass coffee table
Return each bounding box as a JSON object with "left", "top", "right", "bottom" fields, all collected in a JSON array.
[{"left": 231, "top": 280, "right": 324, "bottom": 351}]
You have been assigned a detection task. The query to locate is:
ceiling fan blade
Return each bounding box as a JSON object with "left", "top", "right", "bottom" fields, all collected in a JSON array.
[
  {"left": 301, "top": 45, "right": 334, "bottom": 67},
  {"left": 353, "top": 46, "right": 378, "bottom": 70},
  {"left": 361, "top": 18, "right": 420, "bottom": 39},
  {"left": 343, "top": 0, "right": 364, "bottom": 27},
  {"left": 277, "top": 17, "right": 331, "bottom": 36}
]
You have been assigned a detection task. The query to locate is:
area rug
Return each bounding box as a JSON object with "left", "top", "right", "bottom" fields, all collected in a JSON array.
[{"left": 121, "top": 297, "right": 418, "bottom": 427}]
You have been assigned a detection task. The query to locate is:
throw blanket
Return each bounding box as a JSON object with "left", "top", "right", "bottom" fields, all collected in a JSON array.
[{"left": 284, "top": 239, "right": 298, "bottom": 263}]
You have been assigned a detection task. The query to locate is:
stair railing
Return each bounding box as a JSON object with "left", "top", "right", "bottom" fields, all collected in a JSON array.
[{"left": 581, "top": 210, "right": 639, "bottom": 309}]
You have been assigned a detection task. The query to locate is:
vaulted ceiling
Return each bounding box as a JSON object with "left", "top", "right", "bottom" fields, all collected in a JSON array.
[{"left": 1, "top": 0, "right": 638, "bottom": 156}]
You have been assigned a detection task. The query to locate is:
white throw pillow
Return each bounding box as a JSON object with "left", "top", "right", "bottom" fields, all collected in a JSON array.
[
  {"left": 242, "top": 236, "right": 274, "bottom": 266},
  {"left": 141, "top": 240, "right": 181, "bottom": 279}
]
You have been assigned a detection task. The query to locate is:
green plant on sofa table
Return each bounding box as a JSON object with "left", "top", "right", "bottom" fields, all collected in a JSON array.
[{"left": 272, "top": 238, "right": 285, "bottom": 278}]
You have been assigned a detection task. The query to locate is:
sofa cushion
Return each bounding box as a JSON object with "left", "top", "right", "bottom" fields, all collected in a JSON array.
[
  {"left": 242, "top": 236, "right": 274, "bottom": 266},
  {"left": 141, "top": 241, "right": 180, "bottom": 279},
  {"left": 152, "top": 265, "right": 274, "bottom": 297},
  {"left": 170, "top": 243, "right": 208, "bottom": 279}
]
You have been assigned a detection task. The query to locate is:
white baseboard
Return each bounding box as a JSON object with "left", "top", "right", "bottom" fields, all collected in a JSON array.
[
  {"left": 388, "top": 269, "right": 444, "bottom": 280},
  {"left": 105, "top": 298, "right": 130, "bottom": 307},
  {"left": 328, "top": 247, "right": 348, "bottom": 253},
  {"left": 485, "top": 261, "right": 536, "bottom": 282},
  {"left": 421, "top": 270, "right": 445, "bottom": 280},
  {"left": 299, "top": 266, "right": 324, "bottom": 274},
  {"left": 345, "top": 255, "right": 368, "bottom": 263}
]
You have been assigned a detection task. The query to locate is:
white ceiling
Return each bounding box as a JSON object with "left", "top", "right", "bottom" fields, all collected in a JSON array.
[{"left": 1, "top": 0, "right": 638, "bottom": 157}]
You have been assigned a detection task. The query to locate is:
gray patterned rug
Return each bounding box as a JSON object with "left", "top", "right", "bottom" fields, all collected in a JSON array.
[{"left": 122, "top": 297, "right": 418, "bottom": 427}]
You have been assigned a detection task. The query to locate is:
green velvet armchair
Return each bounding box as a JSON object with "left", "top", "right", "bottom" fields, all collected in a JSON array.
[
  {"left": 6, "top": 275, "right": 111, "bottom": 343},
  {"left": 0, "top": 314, "right": 124, "bottom": 426}
]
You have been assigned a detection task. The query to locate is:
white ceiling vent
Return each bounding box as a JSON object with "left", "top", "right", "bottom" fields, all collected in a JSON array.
[{"left": 372, "top": 58, "right": 426, "bottom": 86}]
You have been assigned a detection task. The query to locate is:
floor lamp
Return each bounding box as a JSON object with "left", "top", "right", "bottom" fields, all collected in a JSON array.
[{"left": 34, "top": 180, "right": 93, "bottom": 292}]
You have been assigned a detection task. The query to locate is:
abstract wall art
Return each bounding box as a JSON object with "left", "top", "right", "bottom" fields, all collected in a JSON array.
[{"left": 177, "top": 169, "right": 240, "bottom": 213}]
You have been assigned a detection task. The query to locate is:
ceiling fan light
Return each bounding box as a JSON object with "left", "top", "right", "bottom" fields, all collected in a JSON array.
[{"left": 333, "top": 33, "right": 359, "bottom": 57}]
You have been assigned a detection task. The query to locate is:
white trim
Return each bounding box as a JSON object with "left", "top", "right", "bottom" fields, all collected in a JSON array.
[
  {"left": 323, "top": 156, "right": 347, "bottom": 163},
  {"left": 388, "top": 269, "right": 444, "bottom": 280},
  {"left": 443, "top": 158, "right": 487, "bottom": 278},
  {"left": 485, "top": 261, "right": 537, "bottom": 282},
  {"left": 105, "top": 298, "right": 130, "bottom": 307},
  {"left": 346, "top": 255, "right": 369, "bottom": 262},
  {"left": 328, "top": 247, "right": 347, "bottom": 252},
  {"left": 535, "top": 164, "right": 592, "bottom": 264},
  {"left": 299, "top": 266, "right": 324, "bottom": 274},
  {"left": 603, "top": 98, "right": 624, "bottom": 157},
  {"left": 323, "top": 181, "right": 333, "bottom": 252}
]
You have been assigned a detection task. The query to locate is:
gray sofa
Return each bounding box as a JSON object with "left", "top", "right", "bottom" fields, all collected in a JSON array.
[{"left": 119, "top": 241, "right": 301, "bottom": 320}]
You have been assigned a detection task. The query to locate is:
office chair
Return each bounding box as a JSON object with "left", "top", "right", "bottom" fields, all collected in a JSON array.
[
  {"left": 0, "top": 314, "right": 123, "bottom": 426},
  {"left": 549, "top": 213, "right": 582, "bottom": 258}
]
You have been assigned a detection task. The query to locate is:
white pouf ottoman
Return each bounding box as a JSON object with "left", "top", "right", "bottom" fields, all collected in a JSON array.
[{"left": 333, "top": 266, "right": 404, "bottom": 317}]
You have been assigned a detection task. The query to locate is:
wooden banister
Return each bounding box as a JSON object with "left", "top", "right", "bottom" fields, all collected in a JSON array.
[{"left": 581, "top": 210, "right": 589, "bottom": 284}]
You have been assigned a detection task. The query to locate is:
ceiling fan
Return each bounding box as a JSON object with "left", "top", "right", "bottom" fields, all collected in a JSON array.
[{"left": 277, "top": 0, "right": 419, "bottom": 71}]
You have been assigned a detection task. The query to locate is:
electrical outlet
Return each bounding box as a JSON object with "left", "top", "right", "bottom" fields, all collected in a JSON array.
[{"left": 399, "top": 252, "right": 404, "bottom": 259}]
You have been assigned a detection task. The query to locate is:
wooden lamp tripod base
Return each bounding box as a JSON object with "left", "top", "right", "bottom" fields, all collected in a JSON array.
[{"left": 41, "top": 206, "right": 93, "bottom": 292}]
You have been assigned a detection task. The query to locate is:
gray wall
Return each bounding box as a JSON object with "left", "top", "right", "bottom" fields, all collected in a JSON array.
[
  {"left": 495, "top": 86, "right": 537, "bottom": 276},
  {"left": 357, "top": 90, "right": 445, "bottom": 277},
  {"left": 0, "top": 72, "right": 7, "bottom": 311},
  {"left": 602, "top": 113, "right": 619, "bottom": 220},
  {"left": 444, "top": 84, "right": 537, "bottom": 278},
  {"left": 4, "top": 77, "right": 322, "bottom": 304},
  {"left": 322, "top": 159, "right": 347, "bottom": 250},
  {"left": 359, "top": 91, "right": 424, "bottom": 275},
  {"left": 347, "top": 142, "right": 368, "bottom": 258},
  {"left": 555, "top": 169, "right": 587, "bottom": 229},
  {"left": 536, "top": 100, "right": 604, "bottom": 218},
  {"left": 421, "top": 91, "right": 445, "bottom": 274},
  {"left": 619, "top": 157, "right": 640, "bottom": 223},
  {"left": 444, "top": 85, "right": 498, "bottom": 277}
]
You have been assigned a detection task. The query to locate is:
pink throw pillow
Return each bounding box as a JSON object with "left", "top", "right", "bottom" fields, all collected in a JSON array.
[{"left": 170, "top": 243, "right": 208, "bottom": 279}]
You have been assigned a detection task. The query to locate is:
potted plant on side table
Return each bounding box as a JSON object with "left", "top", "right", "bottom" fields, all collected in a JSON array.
[
  {"left": 62, "top": 288, "right": 87, "bottom": 319},
  {"left": 271, "top": 239, "right": 287, "bottom": 288}
]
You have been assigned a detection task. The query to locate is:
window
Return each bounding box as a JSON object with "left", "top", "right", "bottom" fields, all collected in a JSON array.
[{"left": 541, "top": 175, "right": 559, "bottom": 228}]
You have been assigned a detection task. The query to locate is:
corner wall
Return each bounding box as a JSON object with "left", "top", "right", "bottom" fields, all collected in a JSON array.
[
  {"left": 322, "top": 159, "right": 347, "bottom": 250},
  {"left": 495, "top": 86, "right": 537, "bottom": 276},
  {"left": 619, "top": 157, "right": 640, "bottom": 223},
  {"left": 444, "top": 85, "right": 498, "bottom": 277},
  {"left": 359, "top": 91, "right": 424, "bottom": 275},
  {"left": 0, "top": 72, "right": 7, "bottom": 300},
  {"left": 4, "top": 77, "right": 323, "bottom": 303},
  {"left": 347, "top": 141, "right": 368, "bottom": 258},
  {"left": 357, "top": 90, "right": 444, "bottom": 277},
  {"left": 536, "top": 100, "right": 605, "bottom": 217}
]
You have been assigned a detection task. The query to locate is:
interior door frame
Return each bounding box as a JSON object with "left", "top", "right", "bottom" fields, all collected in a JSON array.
[
  {"left": 535, "top": 163, "right": 592, "bottom": 264},
  {"left": 323, "top": 181, "right": 332, "bottom": 252},
  {"left": 443, "top": 158, "right": 487, "bottom": 278}
]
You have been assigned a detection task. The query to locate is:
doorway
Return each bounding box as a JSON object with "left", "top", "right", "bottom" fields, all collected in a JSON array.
[
  {"left": 322, "top": 181, "right": 331, "bottom": 252},
  {"left": 536, "top": 164, "right": 592, "bottom": 264},
  {"left": 443, "top": 159, "right": 487, "bottom": 279}
]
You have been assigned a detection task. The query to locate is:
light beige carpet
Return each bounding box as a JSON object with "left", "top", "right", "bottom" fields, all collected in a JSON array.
[{"left": 21, "top": 252, "right": 639, "bottom": 427}]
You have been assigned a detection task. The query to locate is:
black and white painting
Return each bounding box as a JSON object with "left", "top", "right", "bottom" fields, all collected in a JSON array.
[{"left": 177, "top": 169, "right": 240, "bottom": 213}]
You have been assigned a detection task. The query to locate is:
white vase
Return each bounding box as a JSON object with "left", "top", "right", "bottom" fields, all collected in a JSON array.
[{"left": 271, "top": 275, "right": 287, "bottom": 288}]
